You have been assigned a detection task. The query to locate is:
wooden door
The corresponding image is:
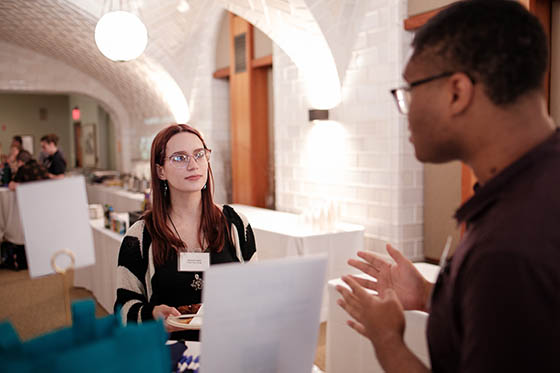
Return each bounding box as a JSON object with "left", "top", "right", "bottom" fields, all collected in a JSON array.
[{"left": 73, "top": 122, "right": 83, "bottom": 168}]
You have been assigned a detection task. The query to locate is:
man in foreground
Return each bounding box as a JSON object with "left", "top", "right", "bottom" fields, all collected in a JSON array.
[{"left": 336, "top": 1, "right": 560, "bottom": 372}]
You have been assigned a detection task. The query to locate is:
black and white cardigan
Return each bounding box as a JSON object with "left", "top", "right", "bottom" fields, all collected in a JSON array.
[{"left": 114, "top": 205, "right": 257, "bottom": 324}]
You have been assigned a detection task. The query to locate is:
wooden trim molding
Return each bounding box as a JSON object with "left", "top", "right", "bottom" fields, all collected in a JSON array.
[
  {"left": 252, "top": 54, "right": 272, "bottom": 69},
  {"left": 213, "top": 66, "right": 230, "bottom": 79},
  {"left": 213, "top": 54, "right": 272, "bottom": 79},
  {"left": 404, "top": 6, "right": 448, "bottom": 31}
]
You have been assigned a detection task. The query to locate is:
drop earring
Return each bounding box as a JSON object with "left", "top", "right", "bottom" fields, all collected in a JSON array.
[
  {"left": 202, "top": 183, "right": 207, "bottom": 190},
  {"left": 163, "top": 180, "right": 168, "bottom": 196}
]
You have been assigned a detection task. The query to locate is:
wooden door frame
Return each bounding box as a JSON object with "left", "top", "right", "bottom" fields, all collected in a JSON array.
[{"left": 73, "top": 121, "right": 83, "bottom": 168}]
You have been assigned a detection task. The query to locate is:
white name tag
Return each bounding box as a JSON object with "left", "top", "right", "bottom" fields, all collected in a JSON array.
[{"left": 179, "top": 252, "right": 210, "bottom": 272}]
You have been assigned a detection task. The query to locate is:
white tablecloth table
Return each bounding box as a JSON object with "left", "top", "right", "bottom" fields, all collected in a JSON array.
[
  {"left": 326, "top": 262, "right": 440, "bottom": 373},
  {"left": 0, "top": 187, "right": 25, "bottom": 245},
  {"left": 74, "top": 219, "right": 123, "bottom": 313},
  {"left": 86, "top": 184, "right": 144, "bottom": 212},
  {"left": 230, "top": 204, "right": 364, "bottom": 321}
]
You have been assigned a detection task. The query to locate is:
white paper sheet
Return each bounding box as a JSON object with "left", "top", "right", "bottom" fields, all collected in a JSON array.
[
  {"left": 200, "top": 255, "right": 328, "bottom": 373},
  {"left": 16, "top": 176, "right": 95, "bottom": 278}
]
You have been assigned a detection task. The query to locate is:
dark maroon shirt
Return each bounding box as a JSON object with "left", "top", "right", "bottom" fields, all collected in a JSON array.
[{"left": 427, "top": 129, "right": 560, "bottom": 372}]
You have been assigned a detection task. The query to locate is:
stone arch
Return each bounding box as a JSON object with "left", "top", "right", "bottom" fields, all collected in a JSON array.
[
  {"left": 214, "top": 0, "right": 369, "bottom": 109},
  {"left": 0, "top": 41, "right": 131, "bottom": 171}
]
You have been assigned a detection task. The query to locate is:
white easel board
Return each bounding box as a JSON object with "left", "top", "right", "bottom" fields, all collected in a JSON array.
[{"left": 16, "top": 176, "right": 95, "bottom": 278}]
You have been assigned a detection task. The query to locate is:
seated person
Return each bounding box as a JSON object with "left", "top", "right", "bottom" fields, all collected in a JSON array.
[
  {"left": 114, "top": 124, "right": 257, "bottom": 340},
  {"left": 10, "top": 135, "right": 23, "bottom": 150},
  {"left": 6, "top": 144, "right": 20, "bottom": 173},
  {"left": 40, "top": 134, "right": 66, "bottom": 179},
  {"left": 1, "top": 145, "right": 21, "bottom": 186},
  {"left": 8, "top": 150, "right": 50, "bottom": 190}
]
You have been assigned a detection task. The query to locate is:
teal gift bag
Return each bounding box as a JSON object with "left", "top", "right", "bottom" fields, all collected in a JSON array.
[{"left": 0, "top": 299, "right": 170, "bottom": 373}]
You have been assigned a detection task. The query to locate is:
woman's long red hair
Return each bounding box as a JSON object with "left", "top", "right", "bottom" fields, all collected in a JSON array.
[{"left": 143, "top": 124, "right": 229, "bottom": 267}]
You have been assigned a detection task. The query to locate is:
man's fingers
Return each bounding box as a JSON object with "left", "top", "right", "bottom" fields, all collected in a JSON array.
[
  {"left": 342, "top": 275, "right": 371, "bottom": 299},
  {"left": 387, "top": 244, "right": 407, "bottom": 265},
  {"left": 336, "top": 285, "right": 359, "bottom": 308},
  {"left": 336, "top": 285, "right": 361, "bottom": 309},
  {"left": 337, "top": 297, "right": 363, "bottom": 322},
  {"left": 348, "top": 258, "right": 379, "bottom": 276},
  {"left": 356, "top": 250, "right": 390, "bottom": 271},
  {"left": 349, "top": 275, "right": 379, "bottom": 292},
  {"left": 347, "top": 319, "right": 368, "bottom": 338}
]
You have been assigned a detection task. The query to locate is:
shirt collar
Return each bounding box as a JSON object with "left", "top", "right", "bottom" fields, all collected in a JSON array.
[{"left": 454, "top": 128, "right": 560, "bottom": 224}]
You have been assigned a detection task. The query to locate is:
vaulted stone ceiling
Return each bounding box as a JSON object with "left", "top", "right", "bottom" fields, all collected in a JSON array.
[
  {"left": 0, "top": 0, "right": 366, "bottom": 137},
  {"left": 0, "top": 0, "right": 205, "bottom": 127}
]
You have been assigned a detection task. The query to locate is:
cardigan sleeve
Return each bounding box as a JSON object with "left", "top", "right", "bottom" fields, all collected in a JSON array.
[
  {"left": 222, "top": 205, "right": 257, "bottom": 262},
  {"left": 114, "top": 221, "right": 154, "bottom": 324}
]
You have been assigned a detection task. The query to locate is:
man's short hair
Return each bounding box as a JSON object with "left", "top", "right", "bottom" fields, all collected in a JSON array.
[
  {"left": 412, "top": 0, "right": 548, "bottom": 106},
  {"left": 16, "top": 150, "right": 32, "bottom": 164},
  {"left": 40, "top": 134, "right": 59, "bottom": 145}
]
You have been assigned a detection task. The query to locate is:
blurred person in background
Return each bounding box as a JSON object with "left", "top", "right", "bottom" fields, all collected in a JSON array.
[
  {"left": 1, "top": 144, "right": 20, "bottom": 185},
  {"left": 8, "top": 150, "right": 49, "bottom": 190},
  {"left": 40, "top": 134, "right": 66, "bottom": 179}
]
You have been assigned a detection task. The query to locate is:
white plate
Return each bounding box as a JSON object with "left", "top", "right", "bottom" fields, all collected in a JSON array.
[{"left": 166, "top": 314, "right": 203, "bottom": 330}]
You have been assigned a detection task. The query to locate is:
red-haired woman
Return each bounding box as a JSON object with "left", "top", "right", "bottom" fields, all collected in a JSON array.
[{"left": 114, "top": 124, "right": 256, "bottom": 337}]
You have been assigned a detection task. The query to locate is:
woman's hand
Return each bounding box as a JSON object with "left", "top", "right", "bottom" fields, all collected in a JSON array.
[
  {"left": 348, "top": 244, "right": 433, "bottom": 311},
  {"left": 152, "top": 304, "right": 182, "bottom": 333}
]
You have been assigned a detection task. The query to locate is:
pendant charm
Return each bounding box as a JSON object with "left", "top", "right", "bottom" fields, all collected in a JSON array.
[{"left": 190, "top": 273, "right": 203, "bottom": 291}]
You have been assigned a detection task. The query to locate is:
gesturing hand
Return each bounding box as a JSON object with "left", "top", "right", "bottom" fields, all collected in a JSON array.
[
  {"left": 348, "top": 244, "right": 432, "bottom": 311},
  {"left": 336, "top": 275, "right": 405, "bottom": 348}
]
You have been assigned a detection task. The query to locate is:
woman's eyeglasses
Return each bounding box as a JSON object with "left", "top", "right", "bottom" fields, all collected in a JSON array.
[{"left": 167, "top": 149, "right": 211, "bottom": 168}]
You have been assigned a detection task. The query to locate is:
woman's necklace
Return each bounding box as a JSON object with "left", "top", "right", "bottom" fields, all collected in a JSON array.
[
  {"left": 168, "top": 214, "right": 187, "bottom": 250},
  {"left": 168, "top": 214, "right": 204, "bottom": 252}
]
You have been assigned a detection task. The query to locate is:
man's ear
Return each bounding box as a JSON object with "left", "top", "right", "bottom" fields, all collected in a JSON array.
[
  {"left": 156, "top": 164, "right": 166, "bottom": 180},
  {"left": 449, "top": 72, "right": 475, "bottom": 115}
]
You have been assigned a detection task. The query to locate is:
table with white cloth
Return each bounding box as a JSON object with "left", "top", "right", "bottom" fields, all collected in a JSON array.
[
  {"left": 86, "top": 183, "right": 144, "bottom": 212},
  {"left": 230, "top": 204, "right": 364, "bottom": 321},
  {"left": 74, "top": 219, "right": 123, "bottom": 313},
  {"left": 326, "top": 262, "right": 440, "bottom": 373},
  {"left": 0, "top": 187, "right": 25, "bottom": 245}
]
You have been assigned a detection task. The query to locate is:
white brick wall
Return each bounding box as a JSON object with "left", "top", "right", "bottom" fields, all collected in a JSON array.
[
  {"left": 127, "top": 3, "right": 231, "bottom": 203},
  {"left": 273, "top": 0, "right": 424, "bottom": 260},
  {"left": 177, "top": 4, "right": 231, "bottom": 205},
  {"left": 0, "top": 0, "right": 425, "bottom": 259}
]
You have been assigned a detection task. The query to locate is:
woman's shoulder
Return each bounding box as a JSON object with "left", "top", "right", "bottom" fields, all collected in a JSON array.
[{"left": 126, "top": 219, "right": 146, "bottom": 239}]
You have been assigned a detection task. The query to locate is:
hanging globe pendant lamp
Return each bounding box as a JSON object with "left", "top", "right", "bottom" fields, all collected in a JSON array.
[{"left": 95, "top": 10, "right": 148, "bottom": 62}]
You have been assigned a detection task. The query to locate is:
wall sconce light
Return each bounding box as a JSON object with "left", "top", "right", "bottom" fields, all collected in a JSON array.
[{"left": 309, "top": 109, "right": 329, "bottom": 122}]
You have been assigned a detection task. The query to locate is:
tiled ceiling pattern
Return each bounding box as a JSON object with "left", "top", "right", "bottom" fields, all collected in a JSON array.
[
  {"left": 0, "top": 0, "right": 333, "bottom": 125},
  {"left": 0, "top": 0, "right": 183, "bottom": 127}
]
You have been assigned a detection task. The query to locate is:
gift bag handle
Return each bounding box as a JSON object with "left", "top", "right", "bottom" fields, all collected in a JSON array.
[{"left": 72, "top": 300, "right": 96, "bottom": 345}]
